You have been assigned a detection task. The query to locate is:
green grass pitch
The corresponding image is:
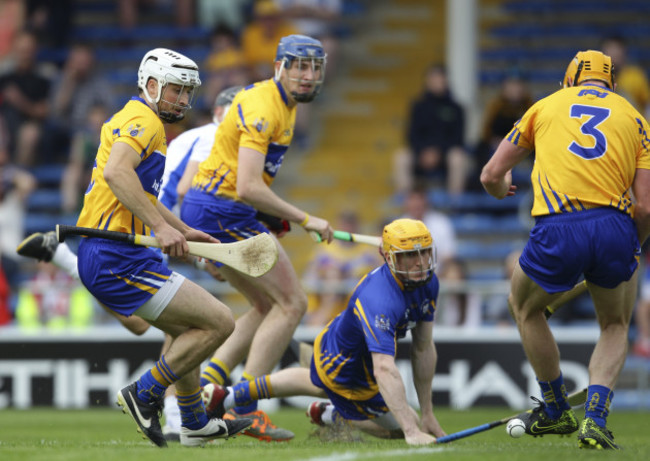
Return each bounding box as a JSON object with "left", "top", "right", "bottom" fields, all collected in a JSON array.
[{"left": 0, "top": 407, "right": 648, "bottom": 460}]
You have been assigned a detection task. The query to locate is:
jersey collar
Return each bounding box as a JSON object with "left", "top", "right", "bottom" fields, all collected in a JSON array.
[
  {"left": 131, "top": 96, "right": 158, "bottom": 114},
  {"left": 274, "top": 79, "right": 291, "bottom": 107}
]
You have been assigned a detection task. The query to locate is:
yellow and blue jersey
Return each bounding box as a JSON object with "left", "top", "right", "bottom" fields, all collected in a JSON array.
[
  {"left": 506, "top": 84, "right": 650, "bottom": 217},
  {"left": 191, "top": 79, "right": 295, "bottom": 200},
  {"left": 76, "top": 96, "right": 167, "bottom": 235},
  {"left": 312, "top": 264, "right": 438, "bottom": 401}
]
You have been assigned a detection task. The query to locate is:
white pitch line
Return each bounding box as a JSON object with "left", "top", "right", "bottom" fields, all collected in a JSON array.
[{"left": 304, "top": 446, "right": 450, "bottom": 461}]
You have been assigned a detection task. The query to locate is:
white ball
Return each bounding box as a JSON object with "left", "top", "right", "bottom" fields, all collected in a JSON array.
[{"left": 506, "top": 418, "right": 526, "bottom": 438}]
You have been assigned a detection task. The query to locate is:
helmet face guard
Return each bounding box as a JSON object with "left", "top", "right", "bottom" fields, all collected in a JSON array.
[
  {"left": 274, "top": 35, "right": 326, "bottom": 103},
  {"left": 157, "top": 77, "right": 198, "bottom": 123},
  {"left": 386, "top": 246, "right": 437, "bottom": 290},
  {"left": 382, "top": 218, "right": 437, "bottom": 290}
]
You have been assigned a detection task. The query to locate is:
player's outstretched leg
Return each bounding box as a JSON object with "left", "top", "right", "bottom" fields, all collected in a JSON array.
[
  {"left": 117, "top": 382, "right": 167, "bottom": 447},
  {"left": 202, "top": 382, "right": 294, "bottom": 442},
  {"left": 224, "top": 408, "right": 295, "bottom": 442},
  {"left": 516, "top": 397, "right": 578, "bottom": 437},
  {"left": 16, "top": 231, "right": 59, "bottom": 262},
  {"left": 180, "top": 417, "right": 253, "bottom": 447},
  {"left": 577, "top": 417, "right": 619, "bottom": 450}
]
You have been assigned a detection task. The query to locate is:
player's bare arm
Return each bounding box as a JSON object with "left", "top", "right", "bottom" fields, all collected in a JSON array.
[
  {"left": 371, "top": 351, "right": 435, "bottom": 445},
  {"left": 103, "top": 141, "right": 188, "bottom": 257},
  {"left": 411, "top": 320, "right": 445, "bottom": 437},
  {"left": 237, "top": 146, "right": 333, "bottom": 242},
  {"left": 481, "top": 139, "right": 531, "bottom": 199},
  {"left": 632, "top": 168, "right": 650, "bottom": 245}
]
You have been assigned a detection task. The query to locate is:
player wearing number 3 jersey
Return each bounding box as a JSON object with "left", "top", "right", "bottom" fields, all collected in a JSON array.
[{"left": 481, "top": 50, "right": 650, "bottom": 450}]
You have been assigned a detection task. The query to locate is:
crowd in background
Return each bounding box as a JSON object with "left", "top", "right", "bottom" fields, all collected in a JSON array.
[{"left": 1, "top": 0, "right": 650, "bottom": 359}]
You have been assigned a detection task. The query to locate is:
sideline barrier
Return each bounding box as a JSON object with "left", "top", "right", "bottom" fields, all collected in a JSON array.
[{"left": 0, "top": 325, "right": 602, "bottom": 410}]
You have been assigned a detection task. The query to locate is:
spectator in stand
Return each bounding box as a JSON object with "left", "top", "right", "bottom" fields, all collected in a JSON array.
[
  {"left": 241, "top": 0, "right": 299, "bottom": 80},
  {"left": 0, "top": 261, "right": 10, "bottom": 325},
  {"left": 60, "top": 102, "right": 110, "bottom": 214},
  {"left": 195, "top": 0, "right": 250, "bottom": 31},
  {"left": 633, "top": 248, "right": 650, "bottom": 358},
  {"left": 276, "top": 0, "right": 341, "bottom": 79},
  {"left": 47, "top": 44, "right": 115, "bottom": 163},
  {"left": 0, "top": 0, "right": 24, "bottom": 66},
  {"left": 435, "top": 258, "right": 482, "bottom": 329},
  {"left": 483, "top": 249, "right": 520, "bottom": 326},
  {"left": 394, "top": 64, "right": 469, "bottom": 196},
  {"left": 24, "top": 0, "right": 73, "bottom": 49},
  {"left": 474, "top": 71, "right": 534, "bottom": 183},
  {"left": 0, "top": 120, "right": 36, "bottom": 291},
  {"left": 302, "top": 211, "right": 382, "bottom": 327},
  {"left": 14, "top": 260, "right": 93, "bottom": 330},
  {"left": 117, "top": 0, "right": 195, "bottom": 30},
  {"left": 401, "top": 186, "right": 457, "bottom": 272},
  {"left": 601, "top": 35, "right": 650, "bottom": 116},
  {"left": 0, "top": 30, "right": 51, "bottom": 167},
  {"left": 202, "top": 24, "right": 250, "bottom": 111}
]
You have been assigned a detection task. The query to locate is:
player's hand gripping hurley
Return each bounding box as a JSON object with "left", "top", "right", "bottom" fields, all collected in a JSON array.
[{"left": 56, "top": 224, "right": 278, "bottom": 277}]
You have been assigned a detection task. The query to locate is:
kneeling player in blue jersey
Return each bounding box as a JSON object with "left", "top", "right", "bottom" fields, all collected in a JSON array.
[{"left": 202, "top": 218, "right": 447, "bottom": 445}]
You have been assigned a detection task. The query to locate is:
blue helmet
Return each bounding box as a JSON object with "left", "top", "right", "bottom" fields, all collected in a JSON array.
[{"left": 274, "top": 34, "right": 326, "bottom": 103}]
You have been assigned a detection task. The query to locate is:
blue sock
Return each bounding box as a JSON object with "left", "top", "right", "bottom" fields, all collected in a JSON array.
[
  {"left": 233, "top": 375, "right": 257, "bottom": 414},
  {"left": 585, "top": 385, "right": 613, "bottom": 428},
  {"left": 538, "top": 374, "right": 570, "bottom": 419},
  {"left": 177, "top": 388, "right": 209, "bottom": 430},
  {"left": 200, "top": 358, "right": 230, "bottom": 387},
  {"left": 136, "top": 356, "right": 178, "bottom": 404}
]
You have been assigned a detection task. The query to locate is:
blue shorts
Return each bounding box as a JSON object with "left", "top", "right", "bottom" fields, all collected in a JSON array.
[
  {"left": 309, "top": 357, "right": 389, "bottom": 421},
  {"left": 77, "top": 238, "right": 173, "bottom": 315},
  {"left": 520, "top": 208, "right": 640, "bottom": 293},
  {"left": 180, "top": 189, "right": 269, "bottom": 267}
]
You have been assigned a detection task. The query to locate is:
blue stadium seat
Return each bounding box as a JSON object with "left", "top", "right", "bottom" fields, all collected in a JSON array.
[
  {"left": 26, "top": 190, "right": 62, "bottom": 213},
  {"left": 428, "top": 190, "right": 526, "bottom": 213},
  {"left": 456, "top": 240, "right": 524, "bottom": 261},
  {"left": 24, "top": 213, "right": 76, "bottom": 235},
  {"left": 30, "top": 164, "right": 65, "bottom": 187},
  {"left": 451, "top": 214, "right": 526, "bottom": 236},
  {"left": 72, "top": 25, "right": 210, "bottom": 42}
]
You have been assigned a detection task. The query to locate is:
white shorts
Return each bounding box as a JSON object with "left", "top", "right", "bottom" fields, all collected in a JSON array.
[{"left": 135, "top": 271, "right": 185, "bottom": 320}]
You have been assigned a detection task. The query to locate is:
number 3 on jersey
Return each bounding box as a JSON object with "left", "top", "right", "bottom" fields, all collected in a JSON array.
[{"left": 568, "top": 104, "right": 611, "bottom": 159}]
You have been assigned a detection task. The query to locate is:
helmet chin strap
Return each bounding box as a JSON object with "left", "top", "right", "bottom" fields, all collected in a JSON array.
[
  {"left": 144, "top": 81, "right": 189, "bottom": 124},
  {"left": 158, "top": 109, "right": 185, "bottom": 123}
]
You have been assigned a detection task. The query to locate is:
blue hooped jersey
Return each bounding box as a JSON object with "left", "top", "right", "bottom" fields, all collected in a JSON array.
[
  {"left": 77, "top": 97, "right": 167, "bottom": 234},
  {"left": 313, "top": 264, "right": 438, "bottom": 401},
  {"left": 192, "top": 79, "right": 295, "bottom": 200},
  {"left": 505, "top": 84, "right": 650, "bottom": 217}
]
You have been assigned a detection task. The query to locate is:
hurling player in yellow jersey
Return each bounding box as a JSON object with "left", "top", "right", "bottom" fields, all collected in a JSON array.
[
  {"left": 481, "top": 50, "right": 650, "bottom": 450},
  {"left": 181, "top": 35, "right": 333, "bottom": 441},
  {"left": 75, "top": 48, "right": 252, "bottom": 447}
]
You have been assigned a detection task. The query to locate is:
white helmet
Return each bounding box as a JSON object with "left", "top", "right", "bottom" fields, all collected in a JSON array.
[{"left": 137, "top": 48, "right": 201, "bottom": 123}]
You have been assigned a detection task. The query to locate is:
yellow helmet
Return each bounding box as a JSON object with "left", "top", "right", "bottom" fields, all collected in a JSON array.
[
  {"left": 563, "top": 50, "right": 614, "bottom": 89},
  {"left": 382, "top": 218, "right": 436, "bottom": 290}
]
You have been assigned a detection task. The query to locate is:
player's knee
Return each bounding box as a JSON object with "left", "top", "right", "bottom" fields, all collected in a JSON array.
[
  {"left": 507, "top": 294, "right": 521, "bottom": 319},
  {"left": 203, "top": 304, "right": 235, "bottom": 338},
  {"left": 287, "top": 290, "right": 308, "bottom": 318},
  {"left": 204, "top": 315, "right": 235, "bottom": 350}
]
